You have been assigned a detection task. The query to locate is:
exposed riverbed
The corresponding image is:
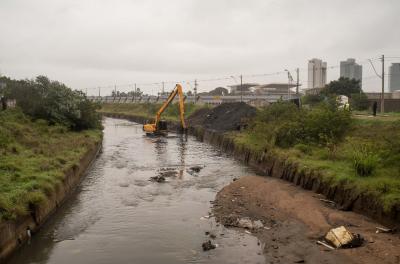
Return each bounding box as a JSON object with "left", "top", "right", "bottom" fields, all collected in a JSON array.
[{"left": 7, "top": 118, "right": 264, "bottom": 264}]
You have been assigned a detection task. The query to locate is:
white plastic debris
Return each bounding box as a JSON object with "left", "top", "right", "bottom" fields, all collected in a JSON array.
[{"left": 325, "top": 226, "right": 354, "bottom": 248}]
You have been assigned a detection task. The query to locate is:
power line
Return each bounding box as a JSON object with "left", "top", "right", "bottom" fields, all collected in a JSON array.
[{"left": 83, "top": 55, "right": 397, "bottom": 95}]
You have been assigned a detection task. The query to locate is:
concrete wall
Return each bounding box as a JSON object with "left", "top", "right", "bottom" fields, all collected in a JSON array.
[{"left": 367, "top": 99, "right": 400, "bottom": 112}]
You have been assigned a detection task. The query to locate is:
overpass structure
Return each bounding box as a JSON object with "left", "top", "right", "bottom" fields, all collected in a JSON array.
[{"left": 87, "top": 94, "right": 300, "bottom": 106}]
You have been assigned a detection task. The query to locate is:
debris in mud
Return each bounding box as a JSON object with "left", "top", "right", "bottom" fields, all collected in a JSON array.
[
  {"left": 319, "top": 198, "right": 336, "bottom": 207},
  {"left": 200, "top": 214, "right": 214, "bottom": 220},
  {"left": 238, "top": 218, "right": 264, "bottom": 230},
  {"left": 325, "top": 226, "right": 364, "bottom": 249},
  {"left": 159, "top": 170, "right": 178, "bottom": 177},
  {"left": 149, "top": 175, "right": 166, "bottom": 183},
  {"left": 376, "top": 226, "right": 395, "bottom": 234},
  {"left": 316, "top": 240, "right": 335, "bottom": 250},
  {"left": 189, "top": 165, "right": 203, "bottom": 173},
  {"left": 205, "top": 231, "right": 217, "bottom": 239},
  {"left": 219, "top": 214, "right": 264, "bottom": 230},
  {"left": 158, "top": 167, "right": 178, "bottom": 178},
  {"left": 202, "top": 240, "right": 217, "bottom": 251}
]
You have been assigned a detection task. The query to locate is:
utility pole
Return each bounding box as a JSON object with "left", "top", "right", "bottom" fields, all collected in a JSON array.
[
  {"left": 240, "top": 75, "right": 243, "bottom": 103},
  {"left": 98, "top": 87, "right": 100, "bottom": 97},
  {"left": 134, "top": 83, "right": 137, "bottom": 103},
  {"left": 114, "top": 85, "right": 117, "bottom": 97},
  {"left": 194, "top": 79, "right": 198, "bottom": 103},
  {"left": 296, "top": 68, "right": 299, "bottom": 95},
  {"left": 381, "top": 55, "right": 385, "bottom": 113},
  {"left": 162, "top": 82, "right": 165, "bottom": 95}
]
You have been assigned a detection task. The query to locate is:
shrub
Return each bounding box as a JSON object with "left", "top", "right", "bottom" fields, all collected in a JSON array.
[
  {"left": 1, "top": 76, "right": 101, "bottom": 130},
  {"left": 352, "top": 145, "right": 379, "bottom": 176},
  {"left": 254, "top": 102, "right": 352, "bottom": 148},
  {"left": 301, "top": 94, "right": 324, "bottom": 106},
  {"left": 294, "top": 143, "right": 312, "bottom": 154},
  {"left": 350, "top": 92, "right": 369, "bottom": 111}
]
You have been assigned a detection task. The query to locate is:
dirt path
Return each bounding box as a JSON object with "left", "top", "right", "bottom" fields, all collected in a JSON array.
[{"left": 213, "top": 175, "right": 400, "bottom": 264}]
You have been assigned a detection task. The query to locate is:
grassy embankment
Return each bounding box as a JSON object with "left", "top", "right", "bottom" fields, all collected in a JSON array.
[
  {"left": 233, "top": 108, "right": 400, "bottom": 212},
  {"left": 99, "top": 103, "right": 207, "bottom": 121},
  {"left": 0, "top": 109, "right": 102, "bottom": 222}
]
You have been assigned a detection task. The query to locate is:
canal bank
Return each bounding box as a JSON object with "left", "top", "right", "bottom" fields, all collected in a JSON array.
[
  {"left": 6, "top": 118, "right": 265, "bottom": 264},
  {"left": 101, "top": 111, "right": 400, "bottom": 229},
  {"left": 0, "top": 140, "right": 102, "bottom": 262}
]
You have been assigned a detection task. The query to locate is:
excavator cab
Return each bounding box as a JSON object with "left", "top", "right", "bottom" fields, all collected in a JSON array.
[{"left": 143, "top": 84, "right": 186, "bottom": 135}]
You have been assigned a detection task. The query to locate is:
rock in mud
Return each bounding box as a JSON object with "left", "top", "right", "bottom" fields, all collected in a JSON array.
[
  {"left": 149, "top": 175, "right": 166, "bottom": 183},
  {"left": 202, "top": 240, "right": 216, "bottom": 251},
  {"left": 159, "top": 170, "right": 178, "bottom": 177},
  {"left": 189, "top": 166, "right": 203, "bottom": 173}
]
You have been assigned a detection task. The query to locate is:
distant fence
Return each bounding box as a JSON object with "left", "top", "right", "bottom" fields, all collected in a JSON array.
[
  {"left": 367, "top": 99, "right": 400, "bottom": 112},
  {"left": 87, "top": 94, "right": 300, "bottom": 106}
]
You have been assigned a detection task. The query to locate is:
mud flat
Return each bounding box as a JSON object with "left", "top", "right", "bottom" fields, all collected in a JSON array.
[
  {"left": 213, "top": 175, "right": 400, "bottom": 264},
  {"left": 0, "top": 141, "right": 102, "bottom": 262}
]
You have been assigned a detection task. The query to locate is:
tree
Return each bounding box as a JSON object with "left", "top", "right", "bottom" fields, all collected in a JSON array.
[
  {"left": 350, "top": 92, "right": 369, "bottom": 110},
  {"left": 301, "top": 94, "right": 324, "bottom": 106},
  {"left": 3, "top": 75, "right": 101, "bottom": 130},
  {"left": 208, "top": 87, "right": 228, "bottom": 96},
  {"left": 323, "top": 77, "right": 361, "bottom": 98}
]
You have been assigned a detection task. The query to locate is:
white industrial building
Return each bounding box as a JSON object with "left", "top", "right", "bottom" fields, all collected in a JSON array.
[{"left": 308, "top": 58, "right": 327, "bottom": 89}]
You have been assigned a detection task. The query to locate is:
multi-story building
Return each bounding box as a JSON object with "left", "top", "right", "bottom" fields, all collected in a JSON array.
[
  {"left": 228, "top": 83, "right": 258, "bottom": 95},
  {"left": 389, "top": 63, "right": 400, "bottom": 92},
  {"left": 308, "top": 58, "right": 327, "bottom": 89},
  {"left": 340, "top": 58, "right": 362, "bottom": 85}
]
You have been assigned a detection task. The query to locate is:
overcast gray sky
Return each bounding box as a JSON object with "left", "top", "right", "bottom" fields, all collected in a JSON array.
[{"left": 1, "top": 0, "right": 399, "bottom": 95}]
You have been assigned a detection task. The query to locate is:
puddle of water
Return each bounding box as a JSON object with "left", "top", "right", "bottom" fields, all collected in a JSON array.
[{"left": 7, "top": 118, "right": 264, "bottom": 264}]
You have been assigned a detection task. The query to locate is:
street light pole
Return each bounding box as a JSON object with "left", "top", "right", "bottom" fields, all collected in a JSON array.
[
  {"left": 240, "top": 75, "right": 243, "bottom": 103},
  {"left": 285, "top": 69, "right": 293, "bottom": 100},
  {"left": 296, "top": 68, "right": 299, "bottom": 95}
]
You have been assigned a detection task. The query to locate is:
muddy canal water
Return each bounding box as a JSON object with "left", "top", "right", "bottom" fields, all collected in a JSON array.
[{"left": 8, "top": 118, "right": 264, "bottom": 264}]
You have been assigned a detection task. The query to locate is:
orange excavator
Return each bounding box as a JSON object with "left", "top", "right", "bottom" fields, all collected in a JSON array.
[{"left": 143, "top": 84, "right": 186, "bottom": 135}]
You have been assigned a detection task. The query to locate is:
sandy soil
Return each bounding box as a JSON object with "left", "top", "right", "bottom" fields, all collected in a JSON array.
[{"left": 213, "top": 175, "right": 400, "bottom": 264}]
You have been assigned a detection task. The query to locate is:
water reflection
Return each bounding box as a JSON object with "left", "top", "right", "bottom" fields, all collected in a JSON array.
[{"left": 7, "top": 118, "right": 264, "bottom": 264}]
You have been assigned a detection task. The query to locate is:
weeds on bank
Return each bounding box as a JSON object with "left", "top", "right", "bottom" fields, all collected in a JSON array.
[
  {"left": 0, "top": 109, "right": 102, "bottom": 221},
  {"left": 232, "top": 102, "right": 400, "bottom": 212}
]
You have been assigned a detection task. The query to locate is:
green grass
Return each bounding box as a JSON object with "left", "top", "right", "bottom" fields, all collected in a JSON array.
[
  {"left": 353, "top": 111, "right": 400, "bottom": 122},
  {"left": 99, "top": 103, "right": 208, "bottom": 121},
  {"left": 0, "top": 109, "right": 102, "bottom": 221},
  {"left": 232, "top": 117, "right": 400, "bottom": 212}
]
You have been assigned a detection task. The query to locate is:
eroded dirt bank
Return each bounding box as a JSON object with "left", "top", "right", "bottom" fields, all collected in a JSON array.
[{"left": 213, "top": 175, "right": 400, "bottom": 264}]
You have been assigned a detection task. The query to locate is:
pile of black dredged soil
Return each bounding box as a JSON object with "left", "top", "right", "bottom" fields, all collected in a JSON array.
[{"left": 188, "top": 102, "right": 256, "bottom": 132}]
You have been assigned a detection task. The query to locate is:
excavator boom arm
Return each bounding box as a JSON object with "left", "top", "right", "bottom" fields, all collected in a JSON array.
[{"left": 154, "top": 84, "right": 186, "bottom": 129}]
